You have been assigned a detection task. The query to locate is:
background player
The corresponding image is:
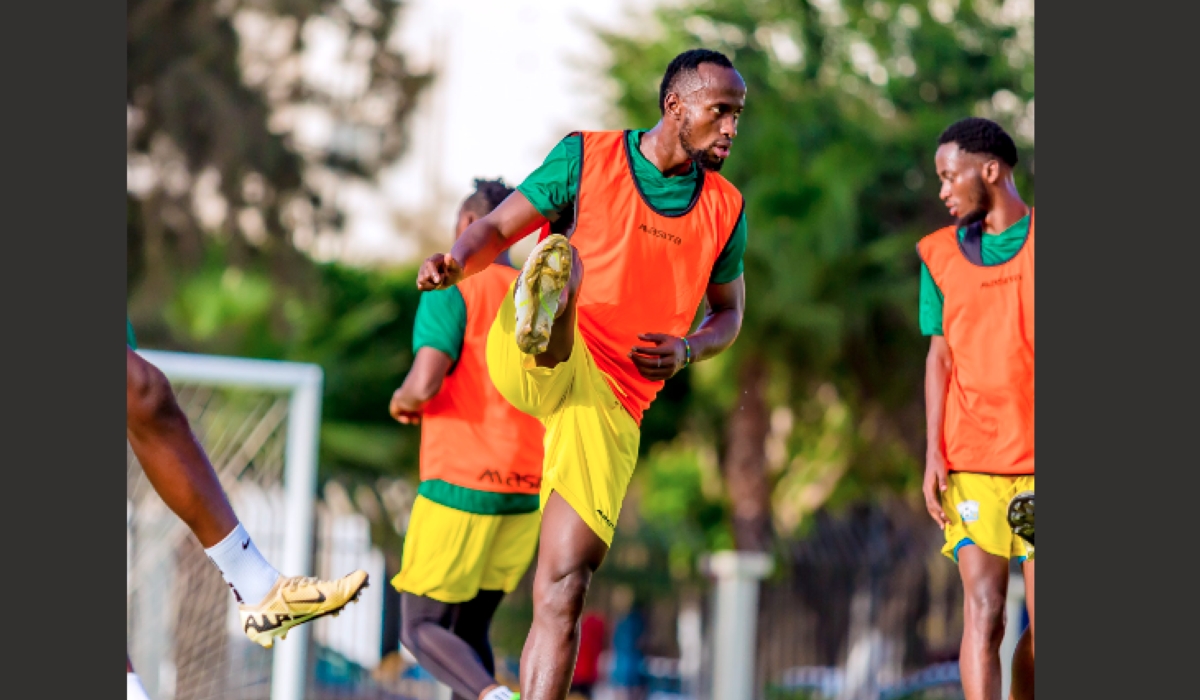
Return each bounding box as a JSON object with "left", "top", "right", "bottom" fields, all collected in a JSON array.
[
  {"left": 917, "top": 118, "right": 1034, "bottom": 700},
  {"left": 388, "top": 179, "right": 545, "bottom": 700},
  {"left": 416, "top": 49, "right": 748, "bottom": 700},
  {"left": 127, "top": 323, "right": 368, "bottom": 699}
]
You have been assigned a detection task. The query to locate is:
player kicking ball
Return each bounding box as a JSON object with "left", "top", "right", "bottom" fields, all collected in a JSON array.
[{"left": 127, "top": 323, "right": 367, "bottom": 699}]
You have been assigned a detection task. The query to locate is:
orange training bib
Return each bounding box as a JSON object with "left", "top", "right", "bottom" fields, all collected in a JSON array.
[
  {"left": 918, "top": 211, "right": 1035, "bottom": 475},
  {"left": 569, "top": 130, "right": 744, "bottom": 423},
  {"left": 420, "top": 264, "right": 546, "bottom": 493}
]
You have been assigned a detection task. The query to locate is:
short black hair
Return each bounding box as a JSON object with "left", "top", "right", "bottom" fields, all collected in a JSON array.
[
  {"left": 463, "top": 178, "right": 513, "bottom": 216},
  {"left": 659, "top": 49, "right": 735, "bottom": 114},
  {"left": 938, "top": 117, "right": 1018, "bottom": 168}
]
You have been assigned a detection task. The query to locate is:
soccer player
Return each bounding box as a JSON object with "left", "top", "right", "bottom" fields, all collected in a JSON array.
[
  {"left": 126, "top": 322, "right": 368, "bottom": 699},
  {"left": 388, "top": 179, "right": 545, "bottom": 700},
  {"left": 417, "top": 49, "right": 748, "bottom": 700},
  {"left": 918, "top": 118, "right": 1034, "bottom": 700}
]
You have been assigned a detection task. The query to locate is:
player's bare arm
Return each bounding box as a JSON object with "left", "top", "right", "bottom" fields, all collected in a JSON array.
[
  {"left": 629, "top": 275, "right": 745, "bottom": 381},
  {"left": 389, "top": 347, "right": 455, "bottom": 424},
  {"left": 923, "top": 335, "right": 952, "bottom": 528},
  {"left": 417, "top": 192, "right": 547, "bottom": 291}
]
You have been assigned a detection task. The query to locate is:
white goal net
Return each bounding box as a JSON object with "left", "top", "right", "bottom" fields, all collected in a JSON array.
[{"left": 127, "top": 350, "right": 386, "bottom": 700}]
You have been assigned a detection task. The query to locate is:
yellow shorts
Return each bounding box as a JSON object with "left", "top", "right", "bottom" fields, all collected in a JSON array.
[
  {"left": 391, "top": 495, "right": 541, "bottom": 604},
  {"left": 486, "top": 284, "right": 641, "bottom": 547},
  {"left": 940, "top": 472, "right": 1035, "bottom": 563}
]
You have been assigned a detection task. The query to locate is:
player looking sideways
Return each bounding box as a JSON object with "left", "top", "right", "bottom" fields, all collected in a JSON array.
[
  {"left": 416, "top": 48, "right": 748, "bottom": 700},
  {"left": 917, "top": 118, "right": 1034, "bottom": 700}
]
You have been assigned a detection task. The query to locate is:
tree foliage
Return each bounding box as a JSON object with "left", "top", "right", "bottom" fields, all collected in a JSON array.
[
  {"left": 127, "top": 0, "right": 432, "bottom": 478},
  {"left": 599, "top": 0, "right": 1035, "bottom": 551},
  {"left": 127, "top": 0, "right": 431, "bottom": 340}
]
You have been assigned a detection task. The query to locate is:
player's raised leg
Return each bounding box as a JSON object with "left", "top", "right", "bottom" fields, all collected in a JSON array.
[
  {"left": 520, "top": 492, "right": 609, "bottom": 699},
  {"left": 126, "top": 347, "right": 367, "bottom": 648},
  {"left": 514, "top": 233, "right": 583, "bottom": 367},
  {"left": 127, "top": 346, "right": 239, "bottom": 548}
]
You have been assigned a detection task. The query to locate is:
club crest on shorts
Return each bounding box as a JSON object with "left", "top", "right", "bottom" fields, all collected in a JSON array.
[{"left": 957, "top": 500, "right": 980, "bottom": 523}]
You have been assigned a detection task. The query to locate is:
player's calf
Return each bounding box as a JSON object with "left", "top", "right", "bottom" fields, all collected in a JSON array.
[{"left": 521, "top": 565, "right": 592, "bottom": 699}]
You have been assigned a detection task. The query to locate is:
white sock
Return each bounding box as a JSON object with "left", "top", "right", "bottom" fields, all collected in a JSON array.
[
  {"left": 128, "top": 672, "right": 152, "bottom": 700},
  {"left": 203, "top": 522, "right": 280, "bottom": 605},
  {"left": 481, "top": 687, "right": 514, "bottom": 700}
]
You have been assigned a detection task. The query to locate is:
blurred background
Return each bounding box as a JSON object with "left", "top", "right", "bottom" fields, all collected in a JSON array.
[{"left": 126, "top": 1, "right": 1034, "bottom": 698}]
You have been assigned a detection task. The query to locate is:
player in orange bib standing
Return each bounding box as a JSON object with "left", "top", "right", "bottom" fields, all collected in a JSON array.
[
  {"left": 917, "top": 118, "right": 1034, "bottom": 700},
  {"left": 416, "top": 49, "right": 748, "bottom": 700},
  {"left": 389, "top": 179, "right": 546, "bottom": 700}
]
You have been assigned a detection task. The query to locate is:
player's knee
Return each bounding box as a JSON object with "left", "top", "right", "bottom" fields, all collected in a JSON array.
[
  {"left": 534, "top": 565, "right": 590, "bottom": 632},
  {"left": 400, "top": 612, "right": 437, "bottom": 657},
  {"left": 964, "top": 588, "right": 1007, "bottom": 641},
  {"left": 399, "top": 596, "right": 441, "bottom": 655},
  {"left": 399, "top": 616, "right": 421, "bottom": 656}
]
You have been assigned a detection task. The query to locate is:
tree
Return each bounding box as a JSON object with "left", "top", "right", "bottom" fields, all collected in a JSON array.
[
  {"left": 599, "top": 0, "right": 1034, "bottom": 551},
  {"left": 127, "top": 0, "right": 431, "bottom": 345},
  {"left": 127, "top": 0, "right": 437, "bottom": 479}
]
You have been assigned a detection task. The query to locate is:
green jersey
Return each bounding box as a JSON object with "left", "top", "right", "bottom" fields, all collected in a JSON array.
[{"left": 412, "top": 287, "right": 467, "bottom": 366}]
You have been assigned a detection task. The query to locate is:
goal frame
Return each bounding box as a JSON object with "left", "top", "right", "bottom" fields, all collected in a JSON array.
[{"left": 136, "top": 349, "right": 323, "bottom": 700}]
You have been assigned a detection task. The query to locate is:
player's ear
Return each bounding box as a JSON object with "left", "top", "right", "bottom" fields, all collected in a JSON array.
[
  {"left": 982, "top": 158, "right": 1000, "bottom": 185},
  {"left": 664, "top": 92, "right": 683, "bottom": 121}
]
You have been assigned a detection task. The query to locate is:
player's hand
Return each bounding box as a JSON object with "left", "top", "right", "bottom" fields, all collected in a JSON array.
[
  {"left": 923, "top": 451, "right": 950, "bottom": 529},
  {"left": 389, "top": 390, "right": 421, "bottom": 425},
  {"left": 416, "top": 252, "right": 463, "bottom": 291},
  {"left": 629, "top": 333, "right": 687, "bottom": 381}
]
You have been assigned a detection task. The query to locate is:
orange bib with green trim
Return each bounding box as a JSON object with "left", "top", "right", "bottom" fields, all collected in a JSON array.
[
  {"left": 570, "top": 130, "right": 744, "bottom": 423},
  {"left": 420, "top": 264, "right": 545, "bottom": 493},
  {"left": 917, "top": 211, "right": 1035, "bottom": 475}
]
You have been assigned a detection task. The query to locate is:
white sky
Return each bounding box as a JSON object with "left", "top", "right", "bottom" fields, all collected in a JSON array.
[{"left": 310, "top": 0, "right": 651, "bottom": 267}]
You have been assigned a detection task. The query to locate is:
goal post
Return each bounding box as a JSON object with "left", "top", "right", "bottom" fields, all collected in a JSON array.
[{"left": 130, "top": 350, "right": 323, "bottom": 700}]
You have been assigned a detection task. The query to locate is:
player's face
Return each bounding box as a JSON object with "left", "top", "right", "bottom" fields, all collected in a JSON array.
[
  {"left": 678, "top": 64, "right": 746, "bottom": 172},
  {"left": 935, "top": 143, "right": 991, "bottom": 226}
]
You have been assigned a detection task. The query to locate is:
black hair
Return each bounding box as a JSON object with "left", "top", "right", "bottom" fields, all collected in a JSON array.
[
  {"left": 937, "top": 117, "right": 1018, "bottom": 168},
  {"left": 659, "top": 49, "right": 735, "bottom": 114},
  {"left": 463, "top": 177, "right": 514, "bottom": 216}
]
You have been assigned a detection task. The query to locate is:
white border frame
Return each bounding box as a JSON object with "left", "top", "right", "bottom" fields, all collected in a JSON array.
[{"left": 138, "top": 350, "right": 324, "bottom": 700}]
